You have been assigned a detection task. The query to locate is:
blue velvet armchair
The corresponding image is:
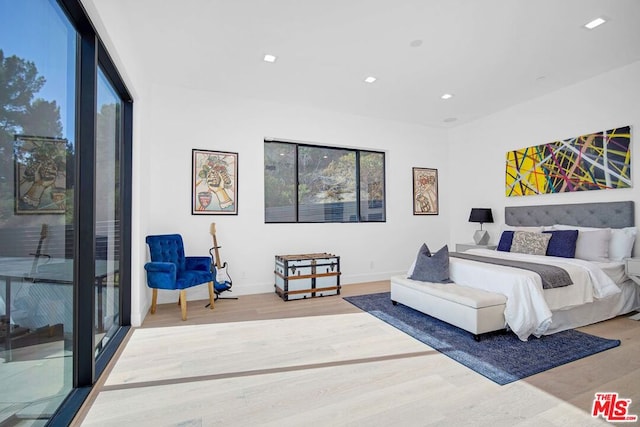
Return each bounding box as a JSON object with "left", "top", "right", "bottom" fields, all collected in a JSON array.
[{"left": 144, "top": 234, "right": 215, "bottom": 320}]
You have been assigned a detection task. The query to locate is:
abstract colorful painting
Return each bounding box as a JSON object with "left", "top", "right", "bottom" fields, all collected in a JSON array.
[{"left": 506, "top": 126, "right": 631, "bottom": 197}]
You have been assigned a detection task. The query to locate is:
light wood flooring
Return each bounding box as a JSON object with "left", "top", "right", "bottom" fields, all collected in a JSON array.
[{"left": 72, "top": 281, "right": 640, "bottom": 426}]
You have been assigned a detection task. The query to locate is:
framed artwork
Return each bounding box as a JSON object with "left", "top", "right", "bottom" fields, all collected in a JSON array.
[
  {"left": 192, "top": 149, "right": 238, "bottom": 215},
  {"left": 412, "top": 167, "right": 438, "bottom": 215},
  {"left": 14, "top": 135, "right": 67, "bottom": 215},
  {"left": 506, "top": 125, "right": 631, "bottom": 197}
]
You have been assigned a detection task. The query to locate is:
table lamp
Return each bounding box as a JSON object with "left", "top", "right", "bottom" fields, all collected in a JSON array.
[{"left": 469, "top": 208, "right": 493, "bottom": 245}]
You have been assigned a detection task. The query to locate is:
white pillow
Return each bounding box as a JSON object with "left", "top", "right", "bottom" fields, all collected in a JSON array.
[
  {"left": 575, "top": 229, "right": 611, "bottom": 261},
  {"left": 609, "top": 227, "right": 637, "bottom": 261},
  {"left": 551, "top": 224, "right": 601, "bottom": 232},
  {"left": 553, "top": 224, "right": 636, "bottom": 261},
  {"left": 502, "top": 225, "right": 544, "bottom": 233}
]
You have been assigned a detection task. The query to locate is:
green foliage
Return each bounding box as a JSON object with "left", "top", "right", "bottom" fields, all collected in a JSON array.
[
  {"left": 0, "top": 50, "right": 46, "bottom": 135},
  {"left": 96, "top": 102, "right": 119, "bottom": 221},
  {"left": 359, "top": 152, "right": 384, "bottom": 201},
  {"left": 264, "top": 142, "right": 296, "bottom": 207},
  {"left": 24, "top": 98, "right": 63, "bottom": 137},
  {"left": 298, "top": 147, "right": 356, "bottom": 203},
  {"left": 316, "top": 151, "right": 355, "bottom": 202}
]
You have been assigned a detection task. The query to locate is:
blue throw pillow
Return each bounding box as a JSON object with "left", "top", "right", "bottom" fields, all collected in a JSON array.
[
  {"left": 497, "top": 231, "right": 514, "bottom": 252},
  {"left": 543, "top": 230, "right": 579, "bottom": 258},
  {"left": 409, "top": 244, "right": 453, "bottom": 283}
]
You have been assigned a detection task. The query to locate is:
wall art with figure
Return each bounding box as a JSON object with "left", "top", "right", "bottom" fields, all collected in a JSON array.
[
  {"left": 412, "top": 167, "right": 438, "bottom": 215},
  {"left": 192, "top": 149, "right": 238, "bottom": 215},
  {"left": 14, "top": 135, "right": 67, "bottom": 214}
]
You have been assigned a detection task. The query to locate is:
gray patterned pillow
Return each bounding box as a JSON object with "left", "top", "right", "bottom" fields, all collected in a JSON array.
[{"left": 510, "top": 231, "right": 552, "bottom": 256}]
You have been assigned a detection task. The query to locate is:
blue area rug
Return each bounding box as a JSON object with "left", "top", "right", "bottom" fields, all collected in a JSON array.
[{"left": 344, "top": 292, "right": 620, "bottom": 385}]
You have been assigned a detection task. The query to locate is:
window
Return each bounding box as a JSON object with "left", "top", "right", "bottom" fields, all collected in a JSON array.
[{"left": 264, "top": 141, "right": 385, "bottom": 223}]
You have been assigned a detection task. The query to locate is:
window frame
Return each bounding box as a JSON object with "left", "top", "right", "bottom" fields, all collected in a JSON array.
[{"left": 264, "top": 140, "right": 386, "bottom": 223}]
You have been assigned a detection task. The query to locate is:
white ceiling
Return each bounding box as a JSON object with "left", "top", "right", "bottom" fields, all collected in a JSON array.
[{"left": 84, "top": 0, "right": 640, "bottom": 128}]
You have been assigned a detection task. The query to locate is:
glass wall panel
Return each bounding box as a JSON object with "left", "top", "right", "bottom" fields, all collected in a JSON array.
[
  {"left": 298, "top": 146, "right": 357, "bottom": 222},
  {"left": 0, "top": 0, "right": 77, "bottom": 422},
  {"left": 359, "top": 151, "right": 386, "bottom": 221},
  {"left": 94, "top": 68, "right": 121, "bottom": 356},
  {"left": 264, "top": 142, "right": 296, "bottom": 222}
]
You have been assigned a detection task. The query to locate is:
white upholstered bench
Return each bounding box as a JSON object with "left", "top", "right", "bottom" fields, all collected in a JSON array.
[{"left": 390, "top": 275, "right": 507, "bottom": 339}]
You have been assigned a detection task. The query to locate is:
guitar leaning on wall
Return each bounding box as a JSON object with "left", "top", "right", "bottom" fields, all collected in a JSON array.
[
  {"left": 206, "top": 223, "right": 237, "bottom": 306},
  {"left": 29, "top": 223, "right": 50, "bottom": 277}
]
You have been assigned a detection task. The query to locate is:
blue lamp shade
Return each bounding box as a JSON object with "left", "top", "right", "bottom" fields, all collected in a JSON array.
[{"left": 468, "top": 208, "right": 494, "bottom": 245}]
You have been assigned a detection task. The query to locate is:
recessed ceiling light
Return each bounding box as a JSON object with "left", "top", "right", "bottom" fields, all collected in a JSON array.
[
  {"left": 364, "top": 76, "right": 377, "bottom": 83},
  {"left": 584, "top": 17, "right": 606, "bottom": 29},
  {"left": 263, "top": 54, "right": 277, "bottom": 63},
  {"left": 441, "top": 93, "right": 453, "bottom": 100},
  {"left": 443, "top": 117, "right": 457, "bottom": 123}
]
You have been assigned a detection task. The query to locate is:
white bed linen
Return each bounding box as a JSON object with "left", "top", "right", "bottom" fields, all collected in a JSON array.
[
  {"left": 546, "top": 279, "right": 640, "bottom": 335},
  {"left": 449, "top": 248, "right": 621, "bottom": 341},
  {"left": 595, "top": 260, "right": 628, "bottom": 285}
]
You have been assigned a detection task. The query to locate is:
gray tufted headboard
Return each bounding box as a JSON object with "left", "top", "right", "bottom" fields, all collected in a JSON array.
[{"left": 505, "top": 201, "right": 635, "bottom": 229}]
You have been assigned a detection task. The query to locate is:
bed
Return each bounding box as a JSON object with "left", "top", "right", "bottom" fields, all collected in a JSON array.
[{"left": 391, "top": 201, "right": 640, "bottom": 341}]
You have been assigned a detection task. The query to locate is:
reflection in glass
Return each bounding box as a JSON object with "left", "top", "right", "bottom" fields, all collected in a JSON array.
[
  {"left": 0, "top": 0, "right": 77, "bottom": 422},
  {"left": 298, "top": 146, "right": 357, "bottom": 222},
  {"left": 359, "top": 151, "right": 386, "bottom": 221},
  {"left": 264, "top": 142, "right": 296, "bottom": 222},
  {"left": 95, "top": 68, "right": 121, "bottom": 356}
]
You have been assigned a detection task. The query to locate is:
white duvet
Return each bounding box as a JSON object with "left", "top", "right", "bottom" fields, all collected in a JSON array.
[{"left": 449, "top": 249, "right": 621, "bottom": 341}]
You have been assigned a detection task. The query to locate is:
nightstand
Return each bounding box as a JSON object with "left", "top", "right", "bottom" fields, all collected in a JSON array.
[
  {"left": 625, "top": 258, "right": 640, "bottom": 320},
  {"left": 456, "top": 243, "right": 497, "bottom": 252}
]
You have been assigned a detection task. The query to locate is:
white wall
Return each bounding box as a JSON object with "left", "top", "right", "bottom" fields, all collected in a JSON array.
[
  {"left": 98, "top": 0, "right": 638, "bottom": 324},
  {"left": 448, "top": 61, "right": 640, "bottom": 250},
  {"left": 131, "top": 83, "right": 451, "bottom": 325},
  {"left": 132, "top": 60, "right": 640, "bottom": 326}
]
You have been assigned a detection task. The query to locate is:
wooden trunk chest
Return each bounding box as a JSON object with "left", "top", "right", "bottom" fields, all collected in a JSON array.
[{"left": 274, "top": 253, "right": 341, "bottom": 301}]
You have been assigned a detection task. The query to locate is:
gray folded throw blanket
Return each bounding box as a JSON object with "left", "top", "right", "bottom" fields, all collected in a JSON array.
[{"left": 450, "top": 252, "right": 573, "bottom": 289}]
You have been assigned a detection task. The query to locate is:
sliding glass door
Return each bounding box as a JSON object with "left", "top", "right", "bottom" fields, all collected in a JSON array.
[
  {"left": 0, "top": 0, "right": 77, "bottom": 420},
  {"left": 0, "top": 0, "right": 132, "bottom": 423}
]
